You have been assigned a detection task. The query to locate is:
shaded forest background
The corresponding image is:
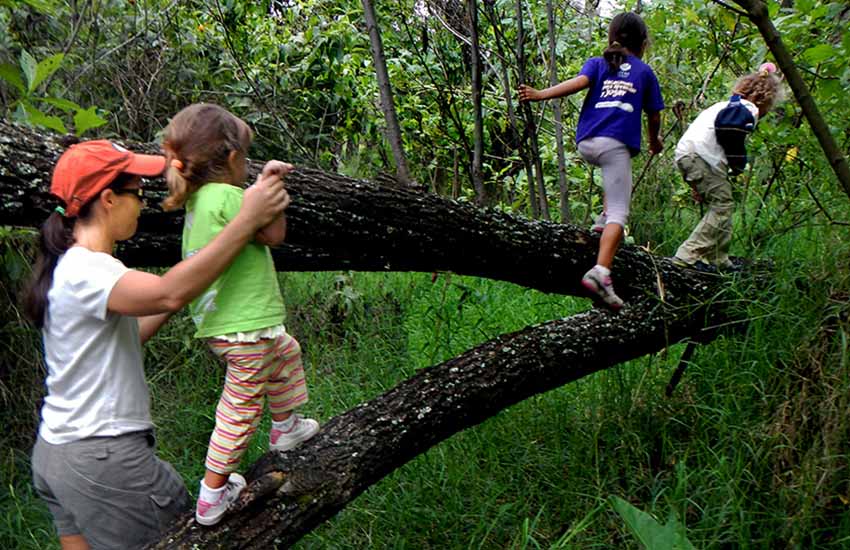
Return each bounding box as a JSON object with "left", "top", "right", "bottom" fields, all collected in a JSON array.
[{"left": 1, "top": 0, "right": 849, "bottom": 547}]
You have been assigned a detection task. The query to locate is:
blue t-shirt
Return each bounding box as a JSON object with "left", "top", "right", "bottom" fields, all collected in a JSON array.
[{"left": 575, "top": 55, "right": 665, "bottom": 156}]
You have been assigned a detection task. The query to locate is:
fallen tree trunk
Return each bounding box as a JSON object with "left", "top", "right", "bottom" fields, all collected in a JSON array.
[
  {"left": 150, "top": 297, "right": 724, "bottom": 549},
  {"left": 1, "top": 120, "right": 745, "bottom": 548},
  {"left": 1, "top": 119, "right": 705, "bottom": 304}
]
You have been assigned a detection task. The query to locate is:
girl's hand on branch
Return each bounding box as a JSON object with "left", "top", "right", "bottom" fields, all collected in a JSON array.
[
  {"left": 261, "top": 160, "right": 294, "bottom": 180},
  {"left": 518, "top": 84, "right": 542, "bottom": 102}
]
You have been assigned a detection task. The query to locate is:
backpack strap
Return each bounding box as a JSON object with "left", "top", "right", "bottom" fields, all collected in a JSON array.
[{"left": 714, "top": 95, "right": 756, "bottom": 175}]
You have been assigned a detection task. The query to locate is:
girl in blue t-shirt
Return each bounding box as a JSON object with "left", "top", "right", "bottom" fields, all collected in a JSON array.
[{"left": 519, "top": 12, "right": 664, "bottom": 310}]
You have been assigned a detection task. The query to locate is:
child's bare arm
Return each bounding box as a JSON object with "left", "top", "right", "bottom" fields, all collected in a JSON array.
[
  {"left": 518, "top": 75, "right": 590, "bottom": 102},
  {"left": 647, "top": 111, "right": 663, "bottom": 155},
  {"left": 255, "top": 161, "right": 294, "bottom": 246}
]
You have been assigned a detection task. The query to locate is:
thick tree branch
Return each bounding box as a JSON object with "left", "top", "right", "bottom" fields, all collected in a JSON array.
[
  {"left": 149, "top": 296, "right": 726, "bottom": 549},
  {"left": 0, "top": 120, "right": 712, "bottom": 305}
]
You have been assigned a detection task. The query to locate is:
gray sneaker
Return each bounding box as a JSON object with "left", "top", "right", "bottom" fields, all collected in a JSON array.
[{"left": 581, "top": 266, "right": 624, "bottom": 311}]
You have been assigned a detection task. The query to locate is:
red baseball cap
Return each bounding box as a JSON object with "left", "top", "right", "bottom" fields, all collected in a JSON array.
[{"left": 50, "top": 140, "right": 166, "bottom": 217}]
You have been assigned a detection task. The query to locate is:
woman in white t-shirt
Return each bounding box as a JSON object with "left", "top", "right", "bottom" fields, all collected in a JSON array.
[{"left": 22, "top": 140, "right": 290, "bottom": 550}]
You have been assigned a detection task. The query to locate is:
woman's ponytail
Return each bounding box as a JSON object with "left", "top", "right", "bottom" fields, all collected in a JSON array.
[{"left": 22, "top": 211, "right": 75, "bottom": 328}]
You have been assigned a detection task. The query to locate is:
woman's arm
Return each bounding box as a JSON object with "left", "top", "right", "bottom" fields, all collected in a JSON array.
[
  {"left": 138, "top": 312, "right": 173, "bottom": 344},
  {"left": 518, "top": 75, "right": 590, "bottom": 102},
  {"left": 107, "top": 172, "right": 288, "bottom": 317}
]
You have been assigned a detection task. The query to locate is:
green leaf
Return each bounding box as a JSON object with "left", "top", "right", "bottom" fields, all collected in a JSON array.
[
  {"left": 20, "top": 50, "right": 38, "bottom": 92},
  {"left": 19, "top": 0, "right": 56, "bottom": 12},
  {"left": 796, "top": 0, "right": 813, "bottom": 14},
  {"left": 31, "top": 53, "right": 64, "bottom": 91},
  {"left": 802, "top": 44, "right": 835, "bottom": 65},
  {"left": 610, "top": 496, "right": 695, "bottom": 550},
  {"left": 39, "top": 96, "right": 81, "bottom": 112},
  {"left": 21, "top": 100, "right": 67, "bottom": 134},
  {"left": 73, "top": 106, "right": 108, "bottom": 136},
  {"left": 0, "top": 63, "right": 26, "bottom": 95}
]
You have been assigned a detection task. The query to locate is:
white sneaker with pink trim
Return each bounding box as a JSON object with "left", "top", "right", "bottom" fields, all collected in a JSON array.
[
  {"left": 581, "top": 265, "right": 624, "bottom": 311},
  {"left": 270, "top": 414, "right": 320, "bottom": 452},
  {"left": 195, "top": 473, "right": 247, "bottom": 527}
]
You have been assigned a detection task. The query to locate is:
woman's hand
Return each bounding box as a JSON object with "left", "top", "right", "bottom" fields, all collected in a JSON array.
[
  {"left": 690, "top": 185, "right": 703, "bottom": 204},
  {"left": 518, "top": 84, "right": 542, "bottom": 102}
]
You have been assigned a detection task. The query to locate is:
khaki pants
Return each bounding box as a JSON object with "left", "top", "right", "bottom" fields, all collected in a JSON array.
[{"left": 674, "top": 154, "right": 734, "bottom": 268}]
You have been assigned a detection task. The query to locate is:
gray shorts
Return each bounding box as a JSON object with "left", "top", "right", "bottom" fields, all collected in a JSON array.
[{"left": 32, "top": 431, "right": 190, "bottom": 550}]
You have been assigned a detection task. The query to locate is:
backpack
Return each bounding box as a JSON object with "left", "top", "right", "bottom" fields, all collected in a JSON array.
[{"left": 714, "top": 94, "right": 755, "bottom": 175}]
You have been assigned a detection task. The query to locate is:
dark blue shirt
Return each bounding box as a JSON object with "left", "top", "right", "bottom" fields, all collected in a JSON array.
[{"left": 576, "top": 55, "right": 665, "bottom": 156}]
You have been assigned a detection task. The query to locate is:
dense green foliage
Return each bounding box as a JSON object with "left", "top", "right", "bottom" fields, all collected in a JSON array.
[{"left": 1, "top": 0, "right": 849, "bottom": 548}]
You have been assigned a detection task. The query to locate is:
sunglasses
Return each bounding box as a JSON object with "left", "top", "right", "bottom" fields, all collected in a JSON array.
[{"left": 113, "top": 187, "right": 145, "bottom": 200}]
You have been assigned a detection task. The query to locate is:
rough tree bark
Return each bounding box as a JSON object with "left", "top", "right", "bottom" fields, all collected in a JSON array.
[
  {"left": 0, "top": 120, "right": 714, "bottom": 303},
  {"left": 0, "top": 120, "right": 749, "bottom": 548},
  {"left": 150, "top": 301, "right": 725, "bottom": 549},
  {"left": 728, "top": 0, "right": 850, "bottom": 201}
]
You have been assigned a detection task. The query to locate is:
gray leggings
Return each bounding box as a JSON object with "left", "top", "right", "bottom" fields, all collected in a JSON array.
[{"left": 577, "top": 137, "right": 633, "bottom": 227}]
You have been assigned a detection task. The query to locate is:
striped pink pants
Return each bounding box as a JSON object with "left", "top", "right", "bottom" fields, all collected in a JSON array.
[{"left": 204, "top": 331, "right": 309, "bottom": 474}]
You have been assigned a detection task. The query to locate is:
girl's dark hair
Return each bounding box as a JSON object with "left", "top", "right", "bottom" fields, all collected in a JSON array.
[
  {"left": 22, "top": 173, "right": 136, "bottom": 328},
  {"left": 603, "top": 12, "right": 649, "bottom": 72}
]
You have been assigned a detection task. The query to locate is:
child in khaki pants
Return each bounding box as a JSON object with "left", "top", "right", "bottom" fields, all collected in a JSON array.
[{"left": 673, "top": 63, "right": 782, "bottom": 270}]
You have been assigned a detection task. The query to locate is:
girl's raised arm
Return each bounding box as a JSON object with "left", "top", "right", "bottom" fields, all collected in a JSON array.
[{"left": 518, "top": 75, "right": 590, "bottom": 102}]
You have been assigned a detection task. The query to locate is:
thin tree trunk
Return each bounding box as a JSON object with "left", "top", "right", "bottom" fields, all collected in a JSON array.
[
  {"left": 361, "top": 0, "right": 412, "bottom": 186},
  {"left": 546, "top": 0, "right": 570, "bottom": 223},
  {"left": 467, "top": 0, "right": 486, "bottom": 205},
  {"left": 514, "top": 0, "right": 539, "bottom": 218},
  {"left": 483, "top": 3, "right": 536, "bottom": 217},
  {"left": 729, "top": 0, "right": 850, "bottom": 201}
]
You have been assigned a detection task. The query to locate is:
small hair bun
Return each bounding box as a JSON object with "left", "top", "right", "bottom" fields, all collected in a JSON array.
[{"left": 759, "top": 62, "right": 777, "bottom": 76}]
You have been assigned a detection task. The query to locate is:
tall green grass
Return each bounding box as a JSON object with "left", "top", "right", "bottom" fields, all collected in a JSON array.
[{"left": 1, "top": 188, "right": 848, "bottom": 548}]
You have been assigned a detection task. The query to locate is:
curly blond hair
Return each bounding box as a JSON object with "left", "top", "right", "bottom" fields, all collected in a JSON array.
[
  {"left": 733, "top": 70, "right": 784, "bottom": 117},
  {"left": 160, "top": 103, "right": 253, "bottom": 211}
]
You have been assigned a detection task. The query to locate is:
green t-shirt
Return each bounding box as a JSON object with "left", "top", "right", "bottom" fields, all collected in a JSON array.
[{"left": 182, "top": 183, "right": 285, "bottom": 338}]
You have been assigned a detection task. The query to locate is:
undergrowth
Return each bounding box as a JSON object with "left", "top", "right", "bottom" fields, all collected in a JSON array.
[{"left": 1, "top": 210, "right": 848, "bottom": 549}]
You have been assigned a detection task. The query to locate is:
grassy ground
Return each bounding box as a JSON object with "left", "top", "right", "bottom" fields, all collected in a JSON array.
[{"left": 1, "top": 196, "right": 849, "bottom": 548}]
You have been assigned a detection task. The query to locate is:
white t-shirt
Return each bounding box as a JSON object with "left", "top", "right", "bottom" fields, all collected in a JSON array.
[
  {"left": 675, "top": 98, "right": 759, "bottom": 174},
  {"left": 39, "top": 246, "right": 153, "bottom": 444}
]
